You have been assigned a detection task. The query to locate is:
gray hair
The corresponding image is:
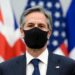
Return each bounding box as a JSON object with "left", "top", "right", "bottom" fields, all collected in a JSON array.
[{"left": 20, "top": 6, "right": 52, "bottom": 31}]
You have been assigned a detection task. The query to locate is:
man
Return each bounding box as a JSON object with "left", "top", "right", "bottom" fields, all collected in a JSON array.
[{"left": 0, "top": 6, "right": 75, "bottom": 75}]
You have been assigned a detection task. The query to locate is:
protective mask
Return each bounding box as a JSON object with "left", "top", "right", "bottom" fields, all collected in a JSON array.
[{"left": 23, "top": 27, "right": 48, "bottom": 49}]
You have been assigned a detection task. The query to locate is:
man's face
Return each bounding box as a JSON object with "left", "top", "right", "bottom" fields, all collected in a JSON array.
[
  {"left": 21, "top": 11, "right": 51, "bottom": 49},
  {"left": 24, "top": 12, "right": 49, "bottom": 31}
]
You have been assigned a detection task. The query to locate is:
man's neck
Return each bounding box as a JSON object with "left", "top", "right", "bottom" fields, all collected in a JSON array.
[{"left": 26, "top": 46, "right": 47, "bottom": 57}]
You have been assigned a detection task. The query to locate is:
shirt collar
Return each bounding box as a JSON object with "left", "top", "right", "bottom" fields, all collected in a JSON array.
[{"left": 26, "top": 48, "right": 48, "bottom": 65}]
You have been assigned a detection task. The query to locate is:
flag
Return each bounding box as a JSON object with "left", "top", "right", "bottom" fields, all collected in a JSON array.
[
  {"left": 24, "top": 0, "right": 68, "bottom": 56},
  {"left": 24, "top": 0, "right": 75, "bottom": 58},
  {"left": 0, "top": 0, "right": 26, "bottom": 63},
  {"left": 0, "top": 0, "right": 75, "bottom": 63},
  {"left": 66, "top": 0, "right": 75, "bottom": 59}
]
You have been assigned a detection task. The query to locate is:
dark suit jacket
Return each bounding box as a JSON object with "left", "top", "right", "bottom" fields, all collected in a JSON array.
[{"left": 0, "top": 52, "right": 75, "bottom": 75}]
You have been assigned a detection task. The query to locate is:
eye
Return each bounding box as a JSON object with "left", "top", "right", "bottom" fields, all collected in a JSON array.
[
  {"left": 38, "top": 23, "right": 45, "bottom": 28},
  {"left": 27, "top": 23, "right": 34, "bottom": 27}
]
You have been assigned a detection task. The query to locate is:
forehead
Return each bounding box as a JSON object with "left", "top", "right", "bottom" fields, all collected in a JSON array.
[{"left": 25, "top": 12, "right": 47, "bottom": 22}]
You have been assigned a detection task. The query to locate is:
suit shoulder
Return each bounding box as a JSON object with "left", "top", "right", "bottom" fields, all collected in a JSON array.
[
  {"left": 0, "top": 55, "right": 26, "bottom": 68},
  {"left": 50, "top": 52, "right": 75, "bottom": 64}
]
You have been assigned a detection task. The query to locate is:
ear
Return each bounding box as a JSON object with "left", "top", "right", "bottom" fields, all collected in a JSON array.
[
  {"left": 47, "top": 31, "right": 51, "bottom": 39},
  {"left": 20, "top": 28, "right": 25, "bottom": 38}
]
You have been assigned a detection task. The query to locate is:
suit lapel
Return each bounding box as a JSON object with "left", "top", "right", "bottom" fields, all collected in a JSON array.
[
  {"left": 14, "top": 52, "right": 61, "bottom": 75},
  {"left": 46, "top": 52, "right": 61, "bottom": 75}
]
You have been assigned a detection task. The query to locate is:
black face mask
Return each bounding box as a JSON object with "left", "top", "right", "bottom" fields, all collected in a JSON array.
[{"left": 23, "top": 27, "right": 48, "bottom": 49}]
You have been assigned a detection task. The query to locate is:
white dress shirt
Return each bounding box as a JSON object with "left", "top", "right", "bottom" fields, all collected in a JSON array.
[{"left": 26, "top": 49, "right": 49, "bottom": 75}]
